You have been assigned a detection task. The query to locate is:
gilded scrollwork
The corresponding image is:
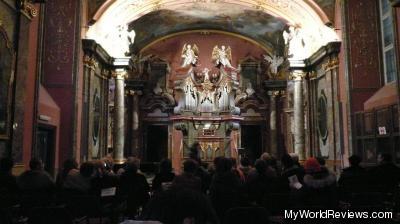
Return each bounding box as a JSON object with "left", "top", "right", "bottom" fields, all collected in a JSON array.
[
  {"left": 83, "top": 55, "right": 98, "bottom": 70},
  {"left": 19, "top": 0, "right": 38, "bottom": 19},
  {"left": 289, "top": 70, "right": 306, "bottom": 81},
  {"left": 323, "top": 57, "right": 339, "bottom": 72}
]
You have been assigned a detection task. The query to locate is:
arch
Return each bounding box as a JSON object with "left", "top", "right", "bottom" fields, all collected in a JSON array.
[{"left": 86, "top": 0, "right": 340, "bottom": 60}]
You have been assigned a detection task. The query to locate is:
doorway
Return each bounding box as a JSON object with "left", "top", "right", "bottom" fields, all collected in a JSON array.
[
  {"left": 35, "top": 125, "right": 56, "bottom": 175},
  {"left": 241, "top": 125, "right": 263, "bottom": 163},
  {"left": 145, "top": 125, "right": 168, "bottom": 162}
]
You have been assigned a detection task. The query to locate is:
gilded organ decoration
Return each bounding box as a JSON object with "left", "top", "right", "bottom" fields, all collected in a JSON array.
[
  {"left": 174, "top": 44, "right": 239, "bottom": 114},
  {"left": 212, "top": 45, "right": 235, "bottom": 70}
]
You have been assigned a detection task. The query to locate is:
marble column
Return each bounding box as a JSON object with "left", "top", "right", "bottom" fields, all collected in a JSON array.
[
  {"left": 269, "top": 91, "right": 279, "bottom": 157},
  {"left": 112, "top": 70, "right": 127, "bottom": 164},
  {"left": 130, "top": 90, "right": 142, "bottom": 156},
  {"left": 292, "top": 71, "right": 306, "bottom": 160}
]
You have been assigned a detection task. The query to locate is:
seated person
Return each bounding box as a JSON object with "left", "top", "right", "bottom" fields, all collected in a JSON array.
[
  {"left": 141, "top": 187, "right": 218, "bottom": 224},
  {"left": 172, "top": 159, "right": 202, "bottom": 192},
  {"left": 152, "top": 158, "right": 175, "bottom": 193},
  {"left": 338, "top": 155, "right": 367, "bottom": 194},
  {"left": 17, "top": 158, "right": 54, "bottom": 192},
  {"left": 17, "top": 158, "right": 55, "bottom": 206},
  {"left": 119, "top": 160, "right": 150, "bottom": 218},
  {"left": 369, "top": 153, "right": 400, "bottom": 192},
  {"left": 298, "top": 157, "right": 337, "bottom": 209},
  {"left": 63, "top": 161, "right": 94, "bottom": 193}
]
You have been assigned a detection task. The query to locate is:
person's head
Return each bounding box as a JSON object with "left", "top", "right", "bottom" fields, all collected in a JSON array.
[
  {"left": 29, "top": 158, "right": 44, "bottom": 171},
  {"left": 183, "top": 159, "right": 198, "bottom": 174},
  {"left": 214, "top": 157, "right": 232, "bottom": 173},
  {"left": 102, "top": 157, "right": 114, "bottom": 173},
  {"left": 254, "top": 159, "right": 267, "bottom": 175},
  {"left": 260, "top": 152, "right": 271, "bottom": 162},
  {"left": 126, "top": 156, "right": 141, "bottom": 170},
  {"left": 304, "top": 157, "right": 321, "bottom": 174},
  {"left": 160, "top": 158, "right": 172, "bottom": 173},
  {"left": 378, "top": 153, "right": 393, "bottom": 164},
  {"left": 80, "top": 162, "right": 94, "bottom": 178},
  {"left": 62, "top": 158, "right": 78, "bottom": 172},
  {"left": 281, "top": 154, "right": 294, "bottom": 169},
  {"left": 348, "top": 155, "right": 362, "bottom": 167},
  {"left": 125, "top": 160, "right": 138, "bottom": 174},
  {"left": 316, "top": 157, "right": 326, "bottom": 166},
  {"left": 240, "top": 157, "right": 250, "bottom": 167},
  {"left": 0, "top": 157, "right": 14, "bottom": 173},
  {"left": 289, "top": 153, "right": 300, "bottom": 164}
]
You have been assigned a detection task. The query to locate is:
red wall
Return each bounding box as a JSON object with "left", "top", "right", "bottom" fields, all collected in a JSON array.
[
  {"left": 346, "top": 0, "right": 382, "bottom": 112},
  {"left": 42, "top": 0, "right": 78, "bottom": 164},
  {"left": 142, "top": 32, "right": 268, "bottom": 81}
]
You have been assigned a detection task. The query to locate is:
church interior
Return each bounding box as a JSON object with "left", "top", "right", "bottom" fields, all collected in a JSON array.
[{"left": 1, "top": 0, "right": 400, "bottom": 223}]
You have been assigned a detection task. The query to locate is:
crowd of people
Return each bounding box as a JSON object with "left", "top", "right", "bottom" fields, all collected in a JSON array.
[{"left": 0, "top": 147, "right": 400, "bottom": 224}]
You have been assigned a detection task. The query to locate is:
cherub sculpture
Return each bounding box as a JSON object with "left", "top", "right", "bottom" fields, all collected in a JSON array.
[
  {"left": 181, "top": 44, "right": 199, "bottom": 68},
  {"left": 263, "top": 54, "right": 284, "bottom": 77},
  {"left": 212, "top": 45, "right": 235, "bottom": 69}
]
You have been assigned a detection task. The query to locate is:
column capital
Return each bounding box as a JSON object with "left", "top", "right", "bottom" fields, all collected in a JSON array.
[
  {"left": 267, "top": 90, "right": 281, "bottom": 97},
  {"left": 83, "top": 55, "right": 98, "bottom": 70},
  {"left": 128, "top": 90, "right": 143, "bottom": 96},
  {"left": 323, "top": 57, "right": 339, "bottom": 72},
  {"left": 289, "top": 70, "right": 306, "bottom": 81},
  {"left": 111, "top": 70, "right": 128, "bottom": 79}
]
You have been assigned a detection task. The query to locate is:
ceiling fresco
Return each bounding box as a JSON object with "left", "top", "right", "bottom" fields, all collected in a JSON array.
[{"left": 128, "top": 5, "right": 288, "bottom": 54}]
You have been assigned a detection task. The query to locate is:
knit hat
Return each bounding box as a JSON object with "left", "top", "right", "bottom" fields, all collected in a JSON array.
[{"left": 304, "top": 157, "right": 321, "bottom": 174}]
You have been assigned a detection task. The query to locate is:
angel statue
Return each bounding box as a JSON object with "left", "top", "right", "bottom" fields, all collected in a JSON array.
[
  {"left": 181, "top": 44, "right": 199, "bottom": 68},
  {"left": 212, "top": 45, "right": 235, "bottom": 69},
  {"left": 263, "top": 54, "right": 284, "bottom": 76}
]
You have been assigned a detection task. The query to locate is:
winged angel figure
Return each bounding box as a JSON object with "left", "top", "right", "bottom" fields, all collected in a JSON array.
[
  {"left": 212, "top": 45, "right": 235, "bottom": 69},
  {"left": 263, "top": 54, "right": 284, "bottom": 75},
  {"left": 181, "top": 44, "right": 199, "bottom": 67}
]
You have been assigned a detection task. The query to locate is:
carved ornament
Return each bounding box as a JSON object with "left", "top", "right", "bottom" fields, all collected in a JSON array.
[
  {"left": 83, "top": 55, "right": 98, "bottom": 70},
  {"left": 19, "top": 0, "right": 38, "bottom": 19},
  {"left": 111, "top": 70, "right": 128, "bottom": 79},
  {"left": 323, "top": 57, "right": 339, "bottom": 72},
  {"left": 289, "top": 71, "right": 306, "bottom": 81}
]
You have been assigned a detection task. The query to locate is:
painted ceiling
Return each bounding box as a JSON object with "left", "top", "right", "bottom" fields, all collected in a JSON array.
[{"left": 128, "top": 5, "right": 288, "bottom": 54}]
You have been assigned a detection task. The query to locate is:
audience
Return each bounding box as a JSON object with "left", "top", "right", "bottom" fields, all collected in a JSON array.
[
  {"left": 338, "top": 155, "right": 367, "bottom": 194},
  {"left": 209, "top": 157, "right": 243, "bottom": 220},
  {"left": 239, "top": 156, "right": 252, "bottom": 180},
  {"left": 56, "top": 158, "right": 79, "bottom": 189},
  {"left": 119, "top": 159, "right": 150, "bottom": 218},
  {"left": 172, "top": 159, "right": 202, "bottom": 192},
  {"left": 152, "top": 158, "right": 175, "bottom": 193},
  {"left": 1, "top": 150, "right": 400, "bottom": 223},
  {"left": 369, "top": 153, "right": 400, "bottom": 192},
  {"left": 63, "top": 161, "right": 94, "bottom": 193},
  {"left": 299, "top": 157, "right": 337, "bottom": 208},
  {"left": 17, "top": 158, "right": 55, "bottom": 193}
]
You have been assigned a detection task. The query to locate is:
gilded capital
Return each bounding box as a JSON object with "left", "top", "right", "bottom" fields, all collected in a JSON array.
[
  {"left": 289, "top": 71, "right": 305, "bottom": 81},
  {"left": 83, "top": 55, "right": 98, "bottom": 70},
  {"left": 111, "top": 70, "right": 128, "bottom": 79},
  {"left": 19, "top": 0, "right": 38, "bottom": 19},
  {"left": 323, "top": 57, "right": 339, "bottom": 72}
]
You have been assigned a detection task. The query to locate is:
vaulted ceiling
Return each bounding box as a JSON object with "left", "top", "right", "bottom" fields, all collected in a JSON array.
[{"left": 86, "top": 0, "right": 339, "bottom": 59}]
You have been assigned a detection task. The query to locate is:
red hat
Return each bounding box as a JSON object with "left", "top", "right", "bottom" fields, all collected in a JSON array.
[{"left": 304, "top": 157, "right": 321, "bottom": 173}]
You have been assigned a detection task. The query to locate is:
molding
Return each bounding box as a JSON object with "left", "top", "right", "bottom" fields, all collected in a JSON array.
[
  {"left": 19, "top": 0, "right": 38, "bottom": 19},
  {"left": 390, "top": 0, "right": 400, "bottom": 7},
  {"left": 305, "top": 41, "right": 341, "bottom": 67},
  {"left": 82, "top": 39, "right": 113, "bottom": 66}
]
